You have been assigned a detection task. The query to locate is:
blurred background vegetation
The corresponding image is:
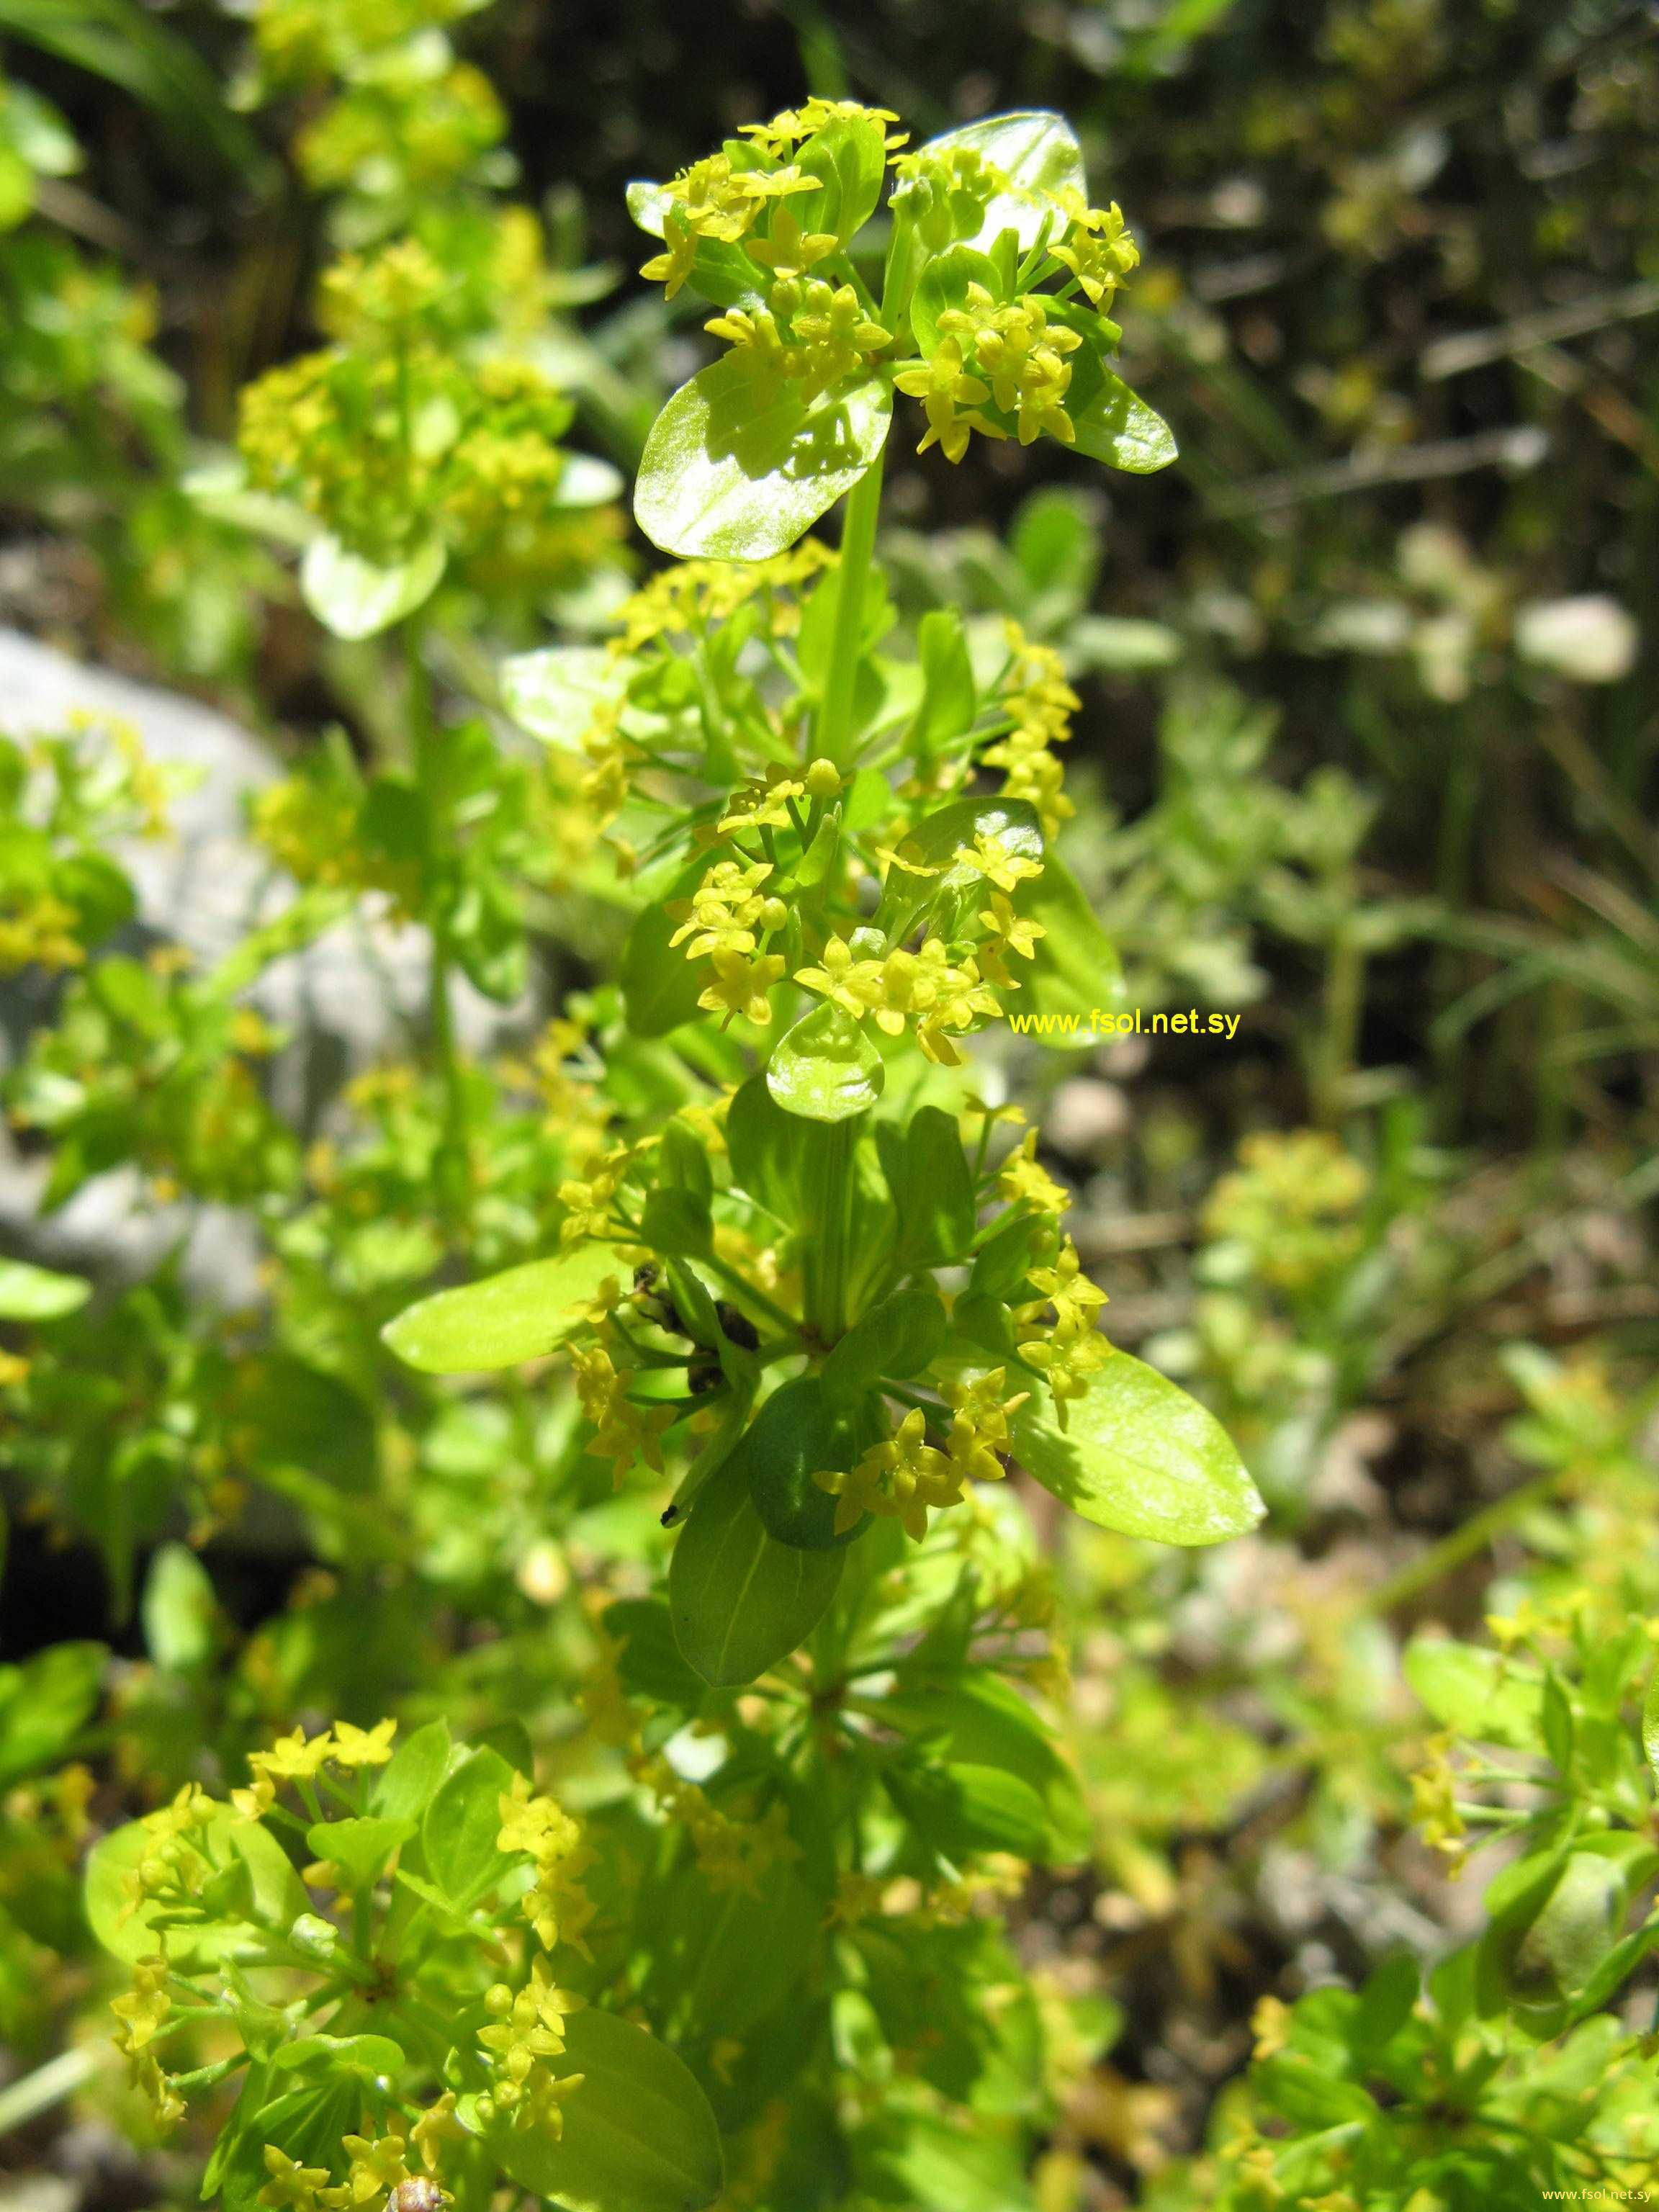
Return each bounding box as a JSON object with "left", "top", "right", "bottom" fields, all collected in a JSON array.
[{"left": 1, "top": 0, "right": 1657, "bottom": 2206}]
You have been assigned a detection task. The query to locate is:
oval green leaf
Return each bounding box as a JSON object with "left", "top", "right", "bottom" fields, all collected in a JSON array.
[
  {"left": 914, "top": 111, "right": 1086, "bottom": 251},
  {"left": 768, "top": 1002, "right": 884, "bottom": 1122},
  {"left": 0, "top": 1257, "right": 91, "bottom": 1321},
  {"left": 1068, "top": 371, "right": 1177, "bottom": 474},
  {"left": 636, "top": 354, "right": 892, "bottom": 561},
  {"left": 1012, "top": 1349, "right": 1264, "bottom": 1545},
  {"left": 670, "top": 1449, "right": 845, "bottom": 1685},
  {"left": 382, "top": 1245, "right": 626, "bottom": 1373},
  {"left": 500, "top": 646, "right": 629, "bottom": 745},
  {"left": 489, "top": 2008, "right": 724, "bottom": 2212},
  {"left": 735, "top": 1374, "right": 866, "bottom": 1550},
  {"left": 299, "top": 533, "right": 446, "bottom": 641}
]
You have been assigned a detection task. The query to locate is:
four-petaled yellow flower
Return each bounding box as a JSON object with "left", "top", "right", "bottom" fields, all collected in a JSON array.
[
  {"left": 893, "top": 338, "right": 1002, "bottom": 464},
  {"left": 814, "top": 1408, "right": 961, "bottom": 1540}
]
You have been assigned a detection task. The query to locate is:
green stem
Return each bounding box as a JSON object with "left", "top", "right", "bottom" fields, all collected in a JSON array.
[
  {"left": 801, "top": 1118, "right": 858, "bottom": 1339},
  {"left": 406, "top": 625, "right": 470, "bottom": 1225},
  {"left": 817, "top": 449, "right": 886, "bottom": 769},
  {"left": 0, "top": 2049, "right": 96, "bottom": 2136}
]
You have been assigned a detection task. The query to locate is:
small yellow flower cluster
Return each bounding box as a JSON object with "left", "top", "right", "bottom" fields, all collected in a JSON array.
[
  {"left": 941, "top": 1368, "right": 1030, "bottom": 1485},
  {"left": 0, "top": 891, "right": 84, "bottom": 973},
  {"left": 607, "top": 542, "right": 833, "bottom": 655},
  {"left": 238, "top": 307, "right": 570, "bottom": 568},
  {"left": 1409, "top": 1732, "right": 1468, "bottom": 1876},
  {"left": 477, "top": 1960, "right": 585, "bottom": 2134},
  {"left": 794, "top": 934, "right": 999, "bottom": 1066},
  {"left": 230, "top": 1718, "right": 396, "bottom": 1820},
  {"left": 740, "top": 99, "right": 909, "bottom": 161},
  {"left": 668, "top": 857, "right": 788, "bottom": 1030},
  {"left": 297, "top": 56, "right": 504, "bottom": 199},
  {"left": 1202, "top": 1129, "right": 1370, "bottom": 1292},
  {"left": 252, "top": 777, "right": 421, "bottom": 917},
  {"left": 557, "top": 1141, "right": 644, "bottom": 1245},
  {"left": 111, "top": 1953, "right": 183, "bottom": 2129},
  {"left": 119, "top": 1781, "right": 217, "bottom": 1917},
  {"left": 981, "top": 623, "right": 1081, "bottom": 840},
  {"left": 716, "top": 770, "right": 809, "bottom": 837},
  {"left": 1048, "top": 186, "right": 1141, "bottom": 311},
  {"left": 639, "top": 153, "right": 815, "bottom": 297},
  {"left": 814, "top": 1407, "right": 961, "bottom": 1541},
  {"left": 997, "top": 1130, "right": 1071, "bottom": 1216},
  {"left": 707, "top": 281, "right": 892, "bottom": 405},
  {"left": 568, "top": 1341, "right": 675, "bottom": 1488},
  {"left": 637, "top": 1757, "right": 802, "bottom": 1896},
  {"left": 975, "top": 892, "right": 1046, "bottom": 988},
  {"left": 495, "top": 1770, "right": 596, "bottom": 1954},
  {"left": 1013, "top": 1236, "right": 1110, "bottom": 1427}
]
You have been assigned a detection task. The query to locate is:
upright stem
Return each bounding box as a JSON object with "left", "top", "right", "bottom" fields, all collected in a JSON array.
[
  {"left": 817, "top": 449, "right": 885, "bottom": 769},
  {"left": 405, "top": 625, "right": 469, "bottom": 1226}
]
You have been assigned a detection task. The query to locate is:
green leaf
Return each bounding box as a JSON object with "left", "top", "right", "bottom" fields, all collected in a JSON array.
[
  {"left": 670, "top": 1449, "right": 845, "bottom": 1685},
  {"left": 500, "top": 645, "right": 628, "bottom": 745},
  {"left": 882, "top": 1670, "right": 1089, "bottom": 1861},
  {"left": 909, "top": 608, "right": 979, "bottom": 768},
  {"left": 86, "top": 1805, "right": 307, "bottom": 1966},
  {"left": 621, "top": 850, "right": 715, "bottom": 1038},
  {"left": 383, "top": 1245, "right": 626, "bottom": 1373},
  {"left": 736, "top": 1375, "right": 866, "bottom": 1550},
  {"left": 641, "top": 1185, "right": 714, "bottom": 1258},
  {"left": 1404, "top": 1639, "right": 1544, "bottom": 1751},
  {"left": 876, "top": 1105, "right": 977, "bottom": 1269},
  {"left": 796, "top": 114, "right": 887, "bottom": 243},
  {"left": 488, "top": 2008, "right": 724, "bottom": 2212},
  {"left": 1643, "top": 1664, "right": 1659, "bottom": 1789},
  {"left": 299, "top": 534, "right": 445, "bottom": 641},
  {"left": 913, "top": 111, "right": 1086, "bottom": 251},
  {"left": 768, "top": 1002, "right": 884, "bottom": 1122},
  {"left": 602, "top": 1599, "right": 709, "bottom": 1709},
  {"left": 0, "top": 1257, "right": 91, "bottom": 1320},
  {"left": 422, "top": 1746, "right": 516, "bottom": 1907},
  {"left": 270, "top": 2032, "right": 406, "bottom": 2080},
  {"left": 1012, "top": 1351, "right": 1264, "bottom": 1545},
  {"left": 1012, "top": 854, "right": 1128, "bottom": 1036},
  {"left": 0, "top": 1641, "right": 104, "bottom": 1789},
  {"left": 1067, "top": 371, "right": 1178, "bottom": 474},
  {"left": 909, "top": 246, "right": 1002, "bottom": 359},
  {"left": 372, "top": 1718, "right": 451, "bottom": 1822},
  {"left": 141, "top": 1544, "right": 219, "bottom": 1671},
  {"left": 822, "top": 1290, "right": 947, "bottom": 1402},
  {"left": 885, "top": 1758, "right": 1054, "bottom": 1861},
  {"left": 304, "top": 1817, "right": 415, "bottom": 1890},
  {"left": 636, "top": 354, "right": 891, "bottom": 561}
]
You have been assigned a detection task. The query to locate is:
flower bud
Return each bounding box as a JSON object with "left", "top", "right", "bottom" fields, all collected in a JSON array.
[{"left": 804, "top": 758, "right": 841, "bottom": 799}]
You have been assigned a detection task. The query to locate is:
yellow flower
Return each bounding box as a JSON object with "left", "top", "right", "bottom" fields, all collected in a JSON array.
[
  {"left": 794, "top": 934, "right": 883, "bottom": 1021},
  {"left": 569, "top": 1342, "right": 677, "bottom": 1484},
  {"left": 1019, "top": 1237, "right": 1107, "bottom": 1344},
  {"left": 963, "top": 830, "right": 1043, "bottom": 896},
  {"left": 258, "top": 2148, "right": 333, "bottom": 2212},
  {"left": 111, "top": 1954, "right": 171, "bottom": 2056},
  {"left": 1017, "top": 1328, "right": 1109, "bottom": 1429},
  {"left": 814, "top": 1408, "right": 961, "bottom": 1541},
  {"left": 256, "top": 1725, "right": 336, "bottom": 1783},
  {"left": 893, "top": 338, "right": 1002, "bottom": 464},
  {"left": 341, "top": 2134, "right": 409, "bottom": 2204},
  {"left": 976, "top": 891, "right": 1046, "bottom": 986},
  {"left": 698, "top": 948, "right": 786, "bottom": 1027},
  {"left": 997, "top": 1130, "right": 1070, "bottom": 1215},
  {"left": 1048, "top": 190, "right": 1141, "bottom": 309},
  {"left": 943, "top": 1369, "right": 1030, "bottom": 1485},
  {"left": 329, "top": 1718, "right": 397, "bottom": 1769},
  {"left": 746, "top": 205, "right": 839, "bottom": 281},
  {"left": 703, "top": 305, "right": 797, "bottom": 400},
  {"left": 410, "top": 2093, "right": 464, "bottom": 2175}
]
